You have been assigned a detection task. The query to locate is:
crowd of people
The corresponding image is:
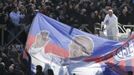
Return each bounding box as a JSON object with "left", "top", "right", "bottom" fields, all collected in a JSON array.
[
  {"left": 0, "top": 44, "right": 54, "bottom": 75},
  {"left": 0, "top": 44, "right": 25, "bottom": 75},
  {"left": 0, "top": 0, "right": 134, "bottom": 35},
  {"left": 0, "top": 0, "right": 134, "bottom": 75}
]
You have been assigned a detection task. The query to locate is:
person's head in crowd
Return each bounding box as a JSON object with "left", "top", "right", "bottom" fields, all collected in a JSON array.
[
  {"left": 112, "top": 5, "right": 118, "bottom": 14},
  {"left": 19, "top": 5, "right": 26, "bottom": 14},
  {"left": 0, "top": 57, "right": 2, "bottom": 62},
  {"left": 30, "top": 0, "right": 36, "bottom": 4},
  {"left": 45, "top": 1, "right": 52, "bottom": 7},
  {"left": 47, "top": 69, "right": 54, "bottom": 75},
  {"left": 10, "top": 44, "right": 16, "bottom": 51},
  {"left": 0, "top": 62, "right": 5, "bottom": 67},
  {"left": 122, "top": 6, "right": 128, "bottom": 14},
  {"left": 73, "top": 73, "right": 76, "bottom": 75},
  {"left": 122, "top": 8, "right": 127, "bottom": 15},
  {"left": 1, "top": 51, "right": 7, "bottom": 58},
  {"left": 9, "top": 58, "right": 15, "bottom": 64},
  {"left": 8, "top": 64, "right": 15, "bottom": 72},
  {"left": 7, "top": 45, "right": 12, "bottom": 50},
  {"left": 111, "top": 1, "right": 116, "bottom": 6},
  {"left": 12, "top": 6, "right": 19, "bottom": 13},
  {"left": 0, "top": 62, "right": 6, "bottom": 74},
  {"left": 26, "top": 4, "right": 34, "bottom": 14},
  {"left": 80, "top": 8, "right": 86, "bottom": 15},
  {"left": 14, "top": 63, "right": 21, "bottom": 71},
  {"left": 36, "top": 65, "right": 44, "bottom": 75},
  {"left": 105, "top": 6, "right": 111, "bottom": 11},
  {"left": 36, "top": 65, "right": 42, "bottom": 72},
  {"left": 124, "top": 5, "right": 128, "bottom": 10},
  {"left": 94, "top": 10, "right": 99, "bottom": 15}
]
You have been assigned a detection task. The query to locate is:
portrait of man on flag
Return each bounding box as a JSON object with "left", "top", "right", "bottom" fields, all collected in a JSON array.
[
  {"left": 29, "top": 30, "right": 49, "bottom": 72},
  {"left": 29, "top": 30, "right": 63, "bottom": 73},
  {"left": 69, "top": 35, "right": 94, "bottom": 58},
  {"left": 24, "top": 13, "right": 134, "bottom": 75}
]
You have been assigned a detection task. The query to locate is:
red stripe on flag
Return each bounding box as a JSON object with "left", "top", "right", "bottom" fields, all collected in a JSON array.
[
  {"left": 106, "top": 57, "right": 128, "bottom": 75},
  {"left": 119, "top": 60, "right": 126, "bottom": 71},
  {"left": 45, "top": 43, "right": 69, "bottom": 58}
]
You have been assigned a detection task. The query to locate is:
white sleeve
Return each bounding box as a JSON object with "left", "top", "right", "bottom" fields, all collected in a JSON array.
[{"left": 103, "top": 15, "right": 109, "bottom": 25}]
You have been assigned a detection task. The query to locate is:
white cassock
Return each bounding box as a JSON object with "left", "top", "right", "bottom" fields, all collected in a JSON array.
[
  {"left": 103, "top": 14, "right": 119, "bottom": 41},
  {"left": 29, "top": 46, "right": 63, "bottom": 75}
]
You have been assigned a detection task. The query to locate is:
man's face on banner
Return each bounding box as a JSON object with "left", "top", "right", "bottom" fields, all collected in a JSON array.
[
  {"left": 69, "top": 36, "right": 94, "bottom": 58},
  {"left": 35, "top": 31, "right": 49, "bottom": 48}
]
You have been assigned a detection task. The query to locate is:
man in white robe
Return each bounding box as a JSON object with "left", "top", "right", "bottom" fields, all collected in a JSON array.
[{"left": 103, "top": 9, "right": 119, "bottom": 41}]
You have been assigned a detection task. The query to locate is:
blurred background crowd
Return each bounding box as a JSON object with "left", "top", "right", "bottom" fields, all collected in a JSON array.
[{"left": 0, "top": 0, "right": 134, "bottom": 75}]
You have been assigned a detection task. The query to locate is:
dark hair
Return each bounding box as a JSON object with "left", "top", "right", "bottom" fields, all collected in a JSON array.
[
  {"left": 128, "top": 71, "right": 133, "bottom": 75},
  {"left": 73, "top": 73, "right": 76, "bottom": 75},
  {"left": 47, "top": 69, "right": 54, "bottom": 75},
  {"left": 36, "top": 65, "right": 42, "bottom": 71}
]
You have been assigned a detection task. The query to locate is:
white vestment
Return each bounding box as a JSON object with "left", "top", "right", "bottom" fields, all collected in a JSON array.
[{"left": 103, "top": 14, "right": 119, "bottom": 41}]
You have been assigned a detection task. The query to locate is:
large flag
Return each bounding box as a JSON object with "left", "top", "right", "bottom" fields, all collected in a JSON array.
[
  {"left": 24, "top": 13, "right": 133, "bottom": 75},
  {"left": 107, "top": 35, "right": 134, "bottom": 74},
  {"left": 84, "top": 34, "right": 134, "bottom": 75}
]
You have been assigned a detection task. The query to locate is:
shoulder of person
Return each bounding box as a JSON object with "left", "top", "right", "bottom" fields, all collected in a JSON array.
[
  {"left": 105, "top": 14, "right": 109, "bottom": 17},
  {"left": 113, "top": 14, "right": 117, "bottom": 18}
]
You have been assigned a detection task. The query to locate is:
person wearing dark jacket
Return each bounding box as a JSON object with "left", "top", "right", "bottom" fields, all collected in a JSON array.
[
  {"left": 47, "top": 69, "right": 54, "bottom": 75},
  {"left": 35, "top": 65, "right": 44, "bottom": 75}
]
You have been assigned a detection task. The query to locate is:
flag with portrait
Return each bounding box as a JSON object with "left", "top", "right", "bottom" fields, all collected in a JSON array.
[{"left": 24, "top": 13, "right": 134, "bottom": 75}]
